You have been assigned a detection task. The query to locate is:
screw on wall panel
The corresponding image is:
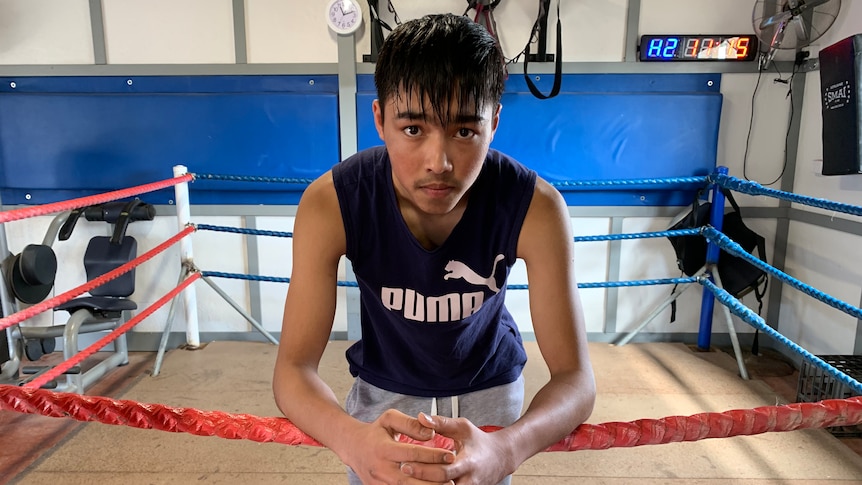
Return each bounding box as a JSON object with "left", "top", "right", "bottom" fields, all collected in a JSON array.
[
  {"left": 640, "top": 195, "right": 646, "bottom": 201},
  {"left": 535, "top": 76, "right": 541, "bottom": 81},
  {"left": 707, "top": 80, "right": 714, "bottom": 87},
  {"left": 127, "top": 79, "right": 133, "bottom": 86},
  {"left": 25, "top": 194, "right": 31, "bottom": 200},
  {"left": 308, "top": 79, "right": 315, "bottom": 86},
  {"left": 10, "top": 82, "right": 16, "bottom": 88},
  {"left": 169, "top": 200, "right": 174, "bottom": 205}
]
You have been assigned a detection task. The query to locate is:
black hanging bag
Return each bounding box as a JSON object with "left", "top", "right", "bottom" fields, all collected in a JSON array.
[{"left": 666, "top": 189, "right": 768, "bottom": 318}]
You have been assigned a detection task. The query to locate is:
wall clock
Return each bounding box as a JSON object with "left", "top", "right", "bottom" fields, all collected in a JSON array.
[{"left": 326, "top": 0, "right": 363, "bottom": 35}]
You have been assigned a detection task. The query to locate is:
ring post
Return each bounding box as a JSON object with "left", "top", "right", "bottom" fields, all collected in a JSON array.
[
  {"left": 173, "top": 165, "right": 200, "bottom": 348},
  {"left": 697, "top": 166, "right": 728, "bottom": 350}
]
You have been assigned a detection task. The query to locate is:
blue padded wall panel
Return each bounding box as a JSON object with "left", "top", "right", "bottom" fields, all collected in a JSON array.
[
  {"left": 1, "top": 74, "right": 721, "bottom": 207},
  {"left": 357, "top": 74, "right": 722, "bottom": 206},
  {"left": 0, "top": 76, "right": 339, "bottom": 205}
]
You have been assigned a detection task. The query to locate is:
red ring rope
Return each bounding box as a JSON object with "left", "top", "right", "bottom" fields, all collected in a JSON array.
[
  {"left": 0, "top": 174, "right": 192, "bottom": 225},
  {"left": 2, "top": 173, "right": 860, "bottom": 453},
  {"left": 0, "top": 225, "right": 196, "bottom": 334},
  {"left": 23, "top": 271, "right": 202, "bottom": 389},
  {"left": 1, "top": 385, "right": 859, "bottom": 452}
]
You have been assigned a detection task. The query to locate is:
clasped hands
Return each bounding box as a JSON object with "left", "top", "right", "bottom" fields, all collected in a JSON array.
[{"left": 344, "top": 409, "right": 512, "bottom": 485}]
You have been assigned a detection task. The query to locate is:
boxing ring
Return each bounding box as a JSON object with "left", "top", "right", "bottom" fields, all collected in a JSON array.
[{"left": 0, "top": 164, "right": 861, "bottom": 463}]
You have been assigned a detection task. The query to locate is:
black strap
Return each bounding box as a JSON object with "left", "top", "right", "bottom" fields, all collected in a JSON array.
[
  {"left": 58, "top": 207, "right": 85, "bottom": 241},
  {"left": 669, "top": 282, "right": 679, "bottom": 323},
  {"left": 725, "top": 188, "right": 768, "bottom": 354},
  {"left": 110, "top": 199, "right": 144, "bottom": 245},
  {"left": 750, "top": 233, "right": 767, "bottom": 356},
  {"left": 752, "top": 232, "right": 768, "bottom": 314},
  {"left": 523, "top": 0, "right": 562, "bottom": 99},
  {"left": 722, "top": 188, "right": 743, "bottom": 216}
]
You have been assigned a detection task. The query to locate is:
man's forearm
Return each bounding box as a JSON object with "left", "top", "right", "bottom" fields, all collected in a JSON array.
[
  {"left": 273, "top": 366, "right": 361, "bottom": 460},
  {"left": 496, "top": 370, "right": 595, "bottom": 469}
]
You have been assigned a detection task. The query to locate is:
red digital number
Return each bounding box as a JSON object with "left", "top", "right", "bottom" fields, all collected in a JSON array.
[
  {"left": 735, "top": 37, "right": 750, "bottom": 59},
  {"left": 702, "top": 38, "right": 716, "bottom": 58},
  {"left": 684, "top": 38, "right": 700, "bottom": 58}
]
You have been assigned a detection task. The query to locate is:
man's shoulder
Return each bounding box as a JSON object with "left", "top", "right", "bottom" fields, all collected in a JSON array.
[
  {"left": 342, "top": 145, "right": 388, "bottom": 166},
  {"left": 334, "top": 146, "right": 388, "bottom": 182},
  {"left": 483, "top": 149, "right": 536, "bottom": 186}
]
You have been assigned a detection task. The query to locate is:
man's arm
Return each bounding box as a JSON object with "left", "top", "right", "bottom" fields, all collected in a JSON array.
[
  {"left": 502, "top": 176, "right": 596, "bottom": 461},
  {"left": 272, "top": 172, "right": 456, "bottom": 484},
  {"left": 406, "top": 177, "right": 596, "bottom": 484}
]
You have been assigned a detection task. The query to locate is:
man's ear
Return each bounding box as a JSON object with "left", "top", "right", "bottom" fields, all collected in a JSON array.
[
  {"left": 372, "top": 99, "right": 385, "bottom": 141},
  {"left": 489, "top": 103, "right": 502, "bottom": 139}
]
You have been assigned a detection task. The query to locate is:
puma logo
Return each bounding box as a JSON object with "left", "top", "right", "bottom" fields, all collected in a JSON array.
[{"left": 443, "top": 254, "right": 505, "bottom": 294}]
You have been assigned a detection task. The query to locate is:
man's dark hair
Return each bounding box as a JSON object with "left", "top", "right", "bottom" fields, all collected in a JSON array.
[{"left": 374, "top": 13, "right": 505, "bottom": 124}]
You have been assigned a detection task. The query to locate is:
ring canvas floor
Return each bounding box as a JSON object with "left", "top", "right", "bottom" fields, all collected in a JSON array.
[{"left": 3, "top": 340, "right": 862, "bottom": 484}]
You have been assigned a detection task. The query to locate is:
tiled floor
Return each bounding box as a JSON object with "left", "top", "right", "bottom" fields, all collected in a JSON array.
[{"left": 1, "top": 341, "right": 862, "bottom": 484}]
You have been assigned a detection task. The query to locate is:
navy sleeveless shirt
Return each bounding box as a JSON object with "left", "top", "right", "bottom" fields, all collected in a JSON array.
[{"left": 332, "top": 146, "right": 537, "bottom": 397}]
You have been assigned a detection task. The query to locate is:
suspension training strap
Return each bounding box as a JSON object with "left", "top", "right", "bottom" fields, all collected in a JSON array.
[{"left": 523, "top": 0, "right": 562, "bottom": 100}]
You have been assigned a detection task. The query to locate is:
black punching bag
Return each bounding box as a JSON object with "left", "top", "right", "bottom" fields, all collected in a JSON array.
[{"left": 820, "top": 34, "right": 862, "bottom": 176}]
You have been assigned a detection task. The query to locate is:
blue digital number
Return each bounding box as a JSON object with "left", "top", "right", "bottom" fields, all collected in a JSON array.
[
  {"left": 662, "top": 38, "right": 679, "bottom": 58},
  {"left": 647, "top": 38, "right": 664, "bottom": 58}
]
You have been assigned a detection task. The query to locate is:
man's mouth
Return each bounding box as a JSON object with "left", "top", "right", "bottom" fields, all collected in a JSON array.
[{"left": 419, "top": 183, "right": 455, "bottom": 198}]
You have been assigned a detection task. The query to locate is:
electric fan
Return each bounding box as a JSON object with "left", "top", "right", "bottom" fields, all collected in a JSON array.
[{"left": 752, "top": 0, "right": 841, "bottom": 68}]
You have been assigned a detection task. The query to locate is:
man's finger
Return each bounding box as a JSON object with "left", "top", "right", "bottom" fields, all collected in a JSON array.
[
  {"left": 419, "top": 412, "right": 467, "bottom": 438},
  {"left": 380, "top": 409, "right": 436, "bottom": 442},
  {"left": 391, "top": 443, "right": 456, "bottom": 466}
]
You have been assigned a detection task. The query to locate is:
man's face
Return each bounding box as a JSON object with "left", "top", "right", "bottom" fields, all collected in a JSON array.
[{"left": 373, "top": 90, "right": 500, "bottom": 217}]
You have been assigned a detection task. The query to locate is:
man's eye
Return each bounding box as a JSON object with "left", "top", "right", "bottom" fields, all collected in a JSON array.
[
  {"left": 456, "top": 128, "right": 475, "bottom": 138},
  {"left": 403, "top": 126, "right": 420, "bottom": 136}
]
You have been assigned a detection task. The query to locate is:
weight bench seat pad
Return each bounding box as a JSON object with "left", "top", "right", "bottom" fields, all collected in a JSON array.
[{"left": 55, "top": 296, "right": 137, "bottom": 315}]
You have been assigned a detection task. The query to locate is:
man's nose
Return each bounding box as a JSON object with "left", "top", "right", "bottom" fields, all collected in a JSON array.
[{"left": 425, "top": 135, "right": 453, "bottom": 174}]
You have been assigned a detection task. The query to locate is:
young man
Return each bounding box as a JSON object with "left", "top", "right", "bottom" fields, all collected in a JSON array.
[{"left": 273, "top": 13, "right": 595, "bottom": 485}]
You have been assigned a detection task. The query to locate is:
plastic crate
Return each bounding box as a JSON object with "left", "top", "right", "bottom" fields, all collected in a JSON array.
[{"left": 796, "top": 355, "right": 862, "bottom": 437}]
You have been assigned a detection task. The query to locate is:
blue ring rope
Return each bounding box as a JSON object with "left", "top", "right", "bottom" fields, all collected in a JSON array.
[
  {"left": 700, "top": 277, "right": 862, "bottom": 395},
  {"left": 551, "top": 176, "right": 708, "bottom": 188},
  {"left": 509, "top": 277, "right": 697, "bottom": 290},
  {"left": 196, "top": 223, "right": 700, "bottom": 243},
  {"left": 202, "top": 271, "right": 696, "bottom": 291},
  {"left": 702, "top": 226, "right": 862, "bottom": 320},
  {"left": 716, "top": 174, "right": 862, "bottom": 217},
  {"left": 193, "top": 172, "right": 707, "bottom": 189},
  {"left": 196, "top": 224, "right": 293, "bottom": 238},
  {"left": 194, "top": 173, "right": 315, "bottom": 185},
  {"left": 201, "top": 271, "right": 357, "bottom": 287},
  {"left": 575, "top": 228, "right": 701, "bottom": 242}
]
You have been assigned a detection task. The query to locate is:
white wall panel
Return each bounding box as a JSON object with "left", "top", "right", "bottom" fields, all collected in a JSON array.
[
  {"left": 572, "top": 218, "right": 613, "bottom": 333},
  {"left": 505, "top": 217, "right": 609, "bottom": 335},
  {"left": 779, "top": 221, "right": 860, "bottom": 354},
  {"left": 126, "top": 216, "right": 249, "bottom": 333},
  {"left": 0, "top": 0, "right": 93, "bottom": 65},
  {"left": 246, "top": 0, "right": 336, "bottom": 64},
  {"left": 640, "top": 0, "right": 760, "bottom": 36},
  {"left": 102, "top": 0, "right": 235, "bottom": 64},
  {"left": 717, "top": 73, "right": 796, "bottom": 208},
  {"left": 256, "top": 215, "right": 349, "bottom": 334},
  {"left": 355, "top": 0, "right": 626, "bottom": 63}
]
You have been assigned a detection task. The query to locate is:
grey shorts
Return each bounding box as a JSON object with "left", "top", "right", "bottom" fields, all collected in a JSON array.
[{"left": 345, "top": 375, "right": 525, "bottom": 485}]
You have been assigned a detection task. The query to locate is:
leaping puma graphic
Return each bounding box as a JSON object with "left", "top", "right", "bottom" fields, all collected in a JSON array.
[{"left": 443, "top": 254, "right": 505, "bottom": 294}]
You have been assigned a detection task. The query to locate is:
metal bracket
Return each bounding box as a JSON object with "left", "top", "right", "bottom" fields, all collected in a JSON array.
[{"left": 799, "top": 57, "right": 820, "bottom": 72}]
